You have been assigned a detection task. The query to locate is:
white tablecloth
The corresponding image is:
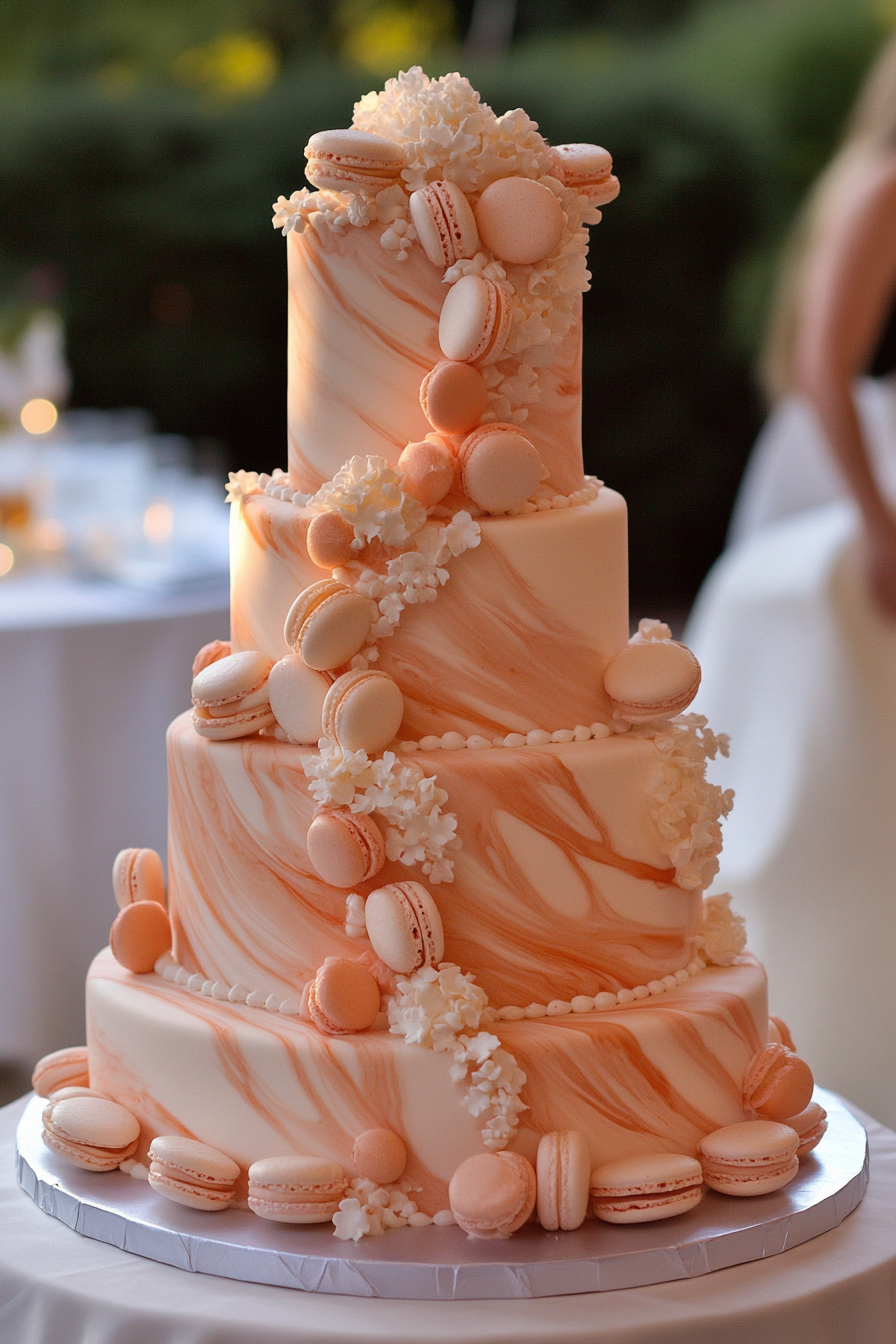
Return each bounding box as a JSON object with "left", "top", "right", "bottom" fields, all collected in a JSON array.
[
  {"left": 0, "top": 573, "right": 229, "bottom": 1064},
  {"left": 1, "top": 1094, "right": 894, "bottom": 1343}
]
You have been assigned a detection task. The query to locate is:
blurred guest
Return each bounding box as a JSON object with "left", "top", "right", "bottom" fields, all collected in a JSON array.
[{"left": 687, "top": 34, "right": 896, "bottom": 1127}]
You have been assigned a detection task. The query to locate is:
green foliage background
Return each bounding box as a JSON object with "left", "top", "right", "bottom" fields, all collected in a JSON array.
[{"left": 0, "top": 0, "right": 889, "bottom": 608}]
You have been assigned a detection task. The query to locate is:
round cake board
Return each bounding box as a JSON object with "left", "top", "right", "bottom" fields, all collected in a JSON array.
[{"left": 16, "top": 1088, "right": 867, "bottom": 1301}]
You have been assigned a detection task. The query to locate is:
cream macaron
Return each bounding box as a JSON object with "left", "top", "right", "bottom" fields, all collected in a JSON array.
[
  {"left": 397, "top": 437, "right": 456, "bottom": 507},
  {"left": 112, "top": 846, "right": 166, "bottom": 910},
  {"left": 32, "top": 1045, "right": 90, "bottom": 1098},
  {"left": 248, "top": 1156, "right": 347, "bottom": 1223},
  {"left": 698, "top": 1120, "right": 800, "bottom": 1197},
  {"left": 439, "top": 274, "right": 511, "bottom": 365},
  {"left": 42, "top": 1095, "right": 140, "bottom": 1172},
  {"left": 409, "top": 179, "right": 479, "bottom": 269},
  {"left": 550, "top": 144, "right": 620, "bottom": 206},
  {"left": 302, "top": 957, "right": 381, "bottom": 1035},
  {"left": 536, "top": 1130, "right": 591, "bottom": 1231},
  {"left": 458, "top": 423, "right": 545, "bottom": 514},
  {"left": 449, "top": 1151, "right": 537, "bottom": 1239},
  {"left": 191, "top": 649, "right": 276, "bottom": 740},
  {"left": 304, "top": 129, "right": 404, "bottom": 195},
  {"left": 109, "top": 900, "right": 173, "bottom": 974},
  {"left": 148, "top": 1136, "right": 240, "bottom": 1211},
  {"left": 267, "top": 654, "right": 330, "bottom": 745},
  {"left": 284, "top": 580, "right": 373, "bottom": 672},
  {"left": 742, "top": 1043, "right": 815, "bottom": 1123},
  {"left": 364, "top": 881, "right": 445, "bottom": 974},
  {"left": 322, "top": 669, "right": 404, "bottom": 754},
  {"left": 419, "top": 360, "right": 487, "bottom": 435},
  {"left": 603, "top": 639, "right": 702, "bottom": 724},
  {"left": 191, "top": 638, "right": 232, "bottom": 679},
  {"left": 307, "top": 807, "right": 386, "bottom": 888},
  {"left": 306, "top": 510, "right": 356, "bottom": 570},
  {"left": 352, "top": 1128, "right": 408, "bottom": 1185},
  {"left": 474, "top": 176, "right": 564, "bottom": 265},
  {"left": 589, "top": 1152, "right": 704, "bottom": 1223}
]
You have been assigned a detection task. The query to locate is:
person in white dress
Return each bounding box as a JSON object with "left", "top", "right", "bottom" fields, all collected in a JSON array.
[{"left": 687, "top": 34, "right": 896, "bottom": 1127}]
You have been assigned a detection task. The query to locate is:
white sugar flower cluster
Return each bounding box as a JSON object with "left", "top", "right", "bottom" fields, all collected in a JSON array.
[
  {"left": 388, "top": 962, "right": 489, "bottom": 1049},
  {"left": 450, "top": 1032, "right": 528, "bottom": 1151},
  {"left": 307, "top": 455, "right": 426, "bottom": 550},
  {"left": 698, "top": 893, "right": 747, "bottom": 966},
  {"left": 332, "top": 1177, "right": 446, "bottom": 1240},
  {"left": 225, "top": 470, "right": 262, "bottom": 504},
  {"left": 648, "top": 715, "right": 734, "bottom": 891},
  {"left": 636, "top": 618, "right": 674, "bottom": 642},
  {"left": 303, "top": 745, "right": 460, "bottom": 883},
  {"left": 353, "top": 69, "right": 553, "bottom": 195},
  {"left": 387, "top": 964, "right": 526, "bottom": 1150},
  {"left": 339, "top": 513, "right": 481, "bottom": 648}
]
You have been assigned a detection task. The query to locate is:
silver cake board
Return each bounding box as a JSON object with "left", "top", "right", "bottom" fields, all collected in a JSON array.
[{"left": 16, "top": 1088, "right": 868, "bottom": 1301}]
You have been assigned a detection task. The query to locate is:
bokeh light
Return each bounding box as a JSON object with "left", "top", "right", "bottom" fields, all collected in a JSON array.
[
  {"left": 20, "top": 398, "right": 58, "bottom": 434},
  {"left": 0, "top": 543, "right": 15, "bottom": 577},
  {"left": 143, "top": 500, "right": 174, "bottom": 542}
]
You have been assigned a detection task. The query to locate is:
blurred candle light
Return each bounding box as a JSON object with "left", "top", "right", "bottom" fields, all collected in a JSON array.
[
  {"left": 0, "top": 542, "right": 15, "bottom": 576},
  {"left": 34, "top": 518, "right": 68, "bottom": 555},
  {"left": 20, "top": 398, "right": 58, "bottom": 435},
  {"left": 143, "top": 500, "right": 174, "bottom": 543}
]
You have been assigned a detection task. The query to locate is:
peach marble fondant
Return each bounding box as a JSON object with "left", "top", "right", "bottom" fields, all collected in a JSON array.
[
  {"left": 87, "top": 948, "right": 766, "bottom": 1212},
  {"left": 231, "top": 489, "right": 628, "bottom": 738}
]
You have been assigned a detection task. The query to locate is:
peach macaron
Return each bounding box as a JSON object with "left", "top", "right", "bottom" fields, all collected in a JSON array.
[
  {"left": 42, "top": 1095, "right": 140, "bottom": 1171},
  {"left": 449, "top": 1151, "right": 537, "bottom": 1239},
  {"left": 419, "top": 360, "right": 487, "bottom": 435},
  {"left": 474, "top": 176, "right": 564, "bottom": 265},
  {"left": 267, "top": 654, "right": 330, "bottom": 745},
  {"left": 306, "top": 510, "right": 356, "bottom": 570},
  {"left": 191, "top": 638, "right": 232, "bottom": 679},
  {"left": 284, "top": 580, "right": 373, "bottom": 673},
  {"left": 248, "top": 1156, "right": 347, "bottom": 1223},
  {"left": 458, "top": 423, "right": 545, "bottom": 514},
  {"left": 698, "top": 1120, "right": 800, "bottom": 1197},
  {"left": 364, "top": 881, "right": 445, "bottom": 974},
  {"left": 439, "top": 274, "right": 510, "bottom": 365},
  {"left": 302, "top": 957, "right": 381, "bottom": 1035},
  {"left": 536, "top": 1130, "right": 591, "bottom": 1231},
  {"left": 603, "top": 639, "right": 701, "bottom": 724},
  {"left": 191, "top": 649, "right": 276, "bottom": 740},
  {"left": 589, "top": 1152, "right": 704, "bottom": 1223},
  {"left": 109, "top": 900, "right": 173, "bottom": 974},
  {"left": 148, "top": 1135, "right": 240, "bottom": 1211},
  {"left": 743, "top": 1043, "right": 815, "bottom": 1122},
  {"left": 550, "top": 144, "right": 620, "bottom": 206},
  {"left": 322, "top": 669, "right": 404, "bottom": 754},
  {"left": 352, "top": 1128, "right": 408, "bottom": 1185},
  {"left": 409, "top": 179, "right": 479, "bottom": 269},
  {"left": 307, "top": 807, "right": 386, "bottom": 888},
  {"left": 786, "top": 1101, "right": 829, "bottom": 1158},
  {"left": 31, "top": 1045, "right": 91, "bottom": 1098},
  {"left": 112, "top": 846, "right": 166, "bottom": 910},
  {"left": 304, "top": 129, "right": 404, "bottom": 195},
  {"left": 397, "top": 437, "right": 456, "bottom": 507}
]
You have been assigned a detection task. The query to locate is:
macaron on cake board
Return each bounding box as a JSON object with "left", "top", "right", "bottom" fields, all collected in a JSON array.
[{"left": 23, "top": 66, "right": 863, "bottom": 1302}]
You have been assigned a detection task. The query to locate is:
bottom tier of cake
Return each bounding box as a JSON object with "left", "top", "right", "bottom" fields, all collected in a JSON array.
[{"left": 86, "top": 948, "right": 768, "bottom": 1216}]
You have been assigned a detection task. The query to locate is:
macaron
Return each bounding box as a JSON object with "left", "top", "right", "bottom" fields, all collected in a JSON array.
[
  {"left": 322, "top": 669, "right": 404, "bottom": 754},
  {"left": 449, "top": 1151, "right": 537, "bottom": 1239},
  {"left": 191, "top": 638, "right": 232, "bottom": 679},
  {"left": 474, "top": 176, "right": 564, "bottom": 266},
  {"left": 267, "top": 654, "right": 330, "bottom": 745},
  {"left": 409, "top": 179, "right": 479, "bottom": 269},
  {"left": 786, "top": 1101, "right": 828, "bottom": 1158},
  {"left": 550, "top": 144, "right": 620, "bottom": 206},
  {"left": 112, "top": 846, "right": 166, "bottom": 910},
  {"left": 31, "top": 1045, "right": 90, "bottom": 1098},
  {"left": 304, "top": 128, "right": 404, "bottom": 195},
  {"left": 352, "top": 1128, "right": 408, "bottom": 1185},
  {"left": 603, "top": 640, "right": 702, "bottom": 724},
  {"left": 698, "top": 1120, "right": 800, "bottom": 1197},
  {"left": 536, "top": 1130, "right": 591, "bottom": 1231},
  {"left": 248, "top": 1156, "right": 347, "bottom": 1223},
  {"left": 149, "top": 1135, "right": 240, "bottom": 1211},
  {"left": 306, "top": 510, "right": 356, "bottom": 570},
  {"left": 191, "top": 649, "right": 276, "bottom": 740},
  {"left": 768, "top": 1014, "right": 797, "bottom": 1052},
  {"left": 43, "top": 1086, "right": 111, "bottom": 1106},
  {"left": 589, "top": 1153, "right": 704, "bottom": 1224},
  {"left": 284, "top": 580, "right": 373, "bottom": 673},
  {"left": 397, "top": 437, "right": 456, "bottom": 507},
  {"left": 743, "top": 1043, "right": 815, "bottom": 1123},
  {"left": 364, "top": 881, "right": 444, "bottom": 974},
  {"left": 439, "top": 274, "right": 511, "bottom": 365},
  {"left": 307, "top": 807, "right": 386, "bottom": 888},
  {"left": 109, "top": 900, "right": 173, "bottom": 974},
  {"left": 303, "top": 957, "right": 381, "bottom": 1035},
  {"left": 42, "top": 1095, "right": 140, "bottom": 1171},
  {"left": 458, "top": 423, "right": 545, "bottom": 514},
  {"left": 420, "top": 360, "right": 487, "bottom": 435}
]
